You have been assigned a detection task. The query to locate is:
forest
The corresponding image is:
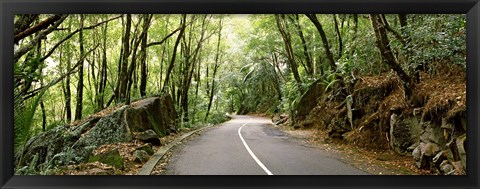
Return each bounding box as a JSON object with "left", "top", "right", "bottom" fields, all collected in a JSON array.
[{"left": 14, "top": 14, "right": 466, "bottom": 175}]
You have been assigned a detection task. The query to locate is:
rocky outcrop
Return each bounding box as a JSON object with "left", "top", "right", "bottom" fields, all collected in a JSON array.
[
  {"left": 127, "top": 96, "right": 178, "bottom": 137},
  {"left": 296, "top": 72, "right": 466, "bottom": 175},
  {"left": 134, "top": 130, "right": 161, "bottom": 146},
  {"left": 389, "top": 114, "right": 422, "bottom": 156},
  {"left": 293, "top": 81, "right": 324, "bottom": 122},
  {"left": 88, "top": 149, "right": 124, "bottom": 170},
  {"left": 15, "top": 94, "right": 178, "bottom": 173}
]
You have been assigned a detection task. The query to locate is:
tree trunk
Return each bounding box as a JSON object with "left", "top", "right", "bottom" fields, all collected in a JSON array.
[
  {"left": 205, "top": 17, "right": 223, "bottom": 121},
  {"left": 398, "top": 14, "right": 408, "bottom": 32},
  {"left": 350, "top": 14, "right": 359, "bottom": 57},
  {"left": 140, "top": 15, "right": 152, "bottom": 97},
  {"left": 64, "top": 20, "right": 72, "bottom": 123},
  {"left": 96, "top": 17, "right": 108, "bottom": 111},
  {"left": 333, "top": 14, "right": 343, "bottom": 59},
  {"left": 40, "top": 100, "right": 46, "bottom": 131},
  {"left": 74, "top": 14, "right": 85, "bottom": 121},
  {"left": 290, "top": 14, "right": 313, "bottom": 76},
  {"left": 305, "top": 14, "right": 337, "bottom": 72},
  {"left": 118, "top": 14, "right": 132, "bottom": 103},
  {"left": 370, "top": 14, "right": 413, "bottom": 97},
  {"left": 379, "top": 14, "right": 405, "bottom": 45},
  {"left": 126, "top": 15, "right": 152, "bottom": 105},
  {"left": 275, "top": 14, "right": 303, "bottom": 90},
  {"left": 162, "top": 14, "right": 186, "bottom": 92}
]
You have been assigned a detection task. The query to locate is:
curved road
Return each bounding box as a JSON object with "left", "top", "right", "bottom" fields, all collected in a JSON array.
[{"left": 165, "top": 115, "right": 368, "bottom": 175}]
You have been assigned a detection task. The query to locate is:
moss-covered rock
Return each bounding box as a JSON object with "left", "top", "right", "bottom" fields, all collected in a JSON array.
[
  {"left": 135, "top": 144, "right": 154, "bottom": 155},
  {"left": 133, "top": 150, "right": 149, "bottom": 164},
  {"left": 88, "top": 149, "right": 124, "bottom": 170},
  {"left": 134, "top": 130, "right": 160, "bottom": 146},
  {"left": 16, "top": 95, "right": 178, "bottom": 174}
]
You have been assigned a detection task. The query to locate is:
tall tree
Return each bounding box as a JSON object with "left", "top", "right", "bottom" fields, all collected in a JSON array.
[
  {"left": 305, "top": 14, "right": 337, "bottom": 72},
  {"left": 275, "top": 14, "right": 303, "bottom": 90},
  {"left": 370, "top": 14, "right": 413, "bottom": 97},
  {"left": 126, "top": 14, "right": 152, "bottom": 105},
  {"left": 289, "top": 14, "right": 313, "bottom": 76},
  {"left": 96, "top": 16, "right": 109, "bottom": 111},
  {"left": 162, "top": 14, "right": 186, "bottom": 92},
  {"left": 333, "top": 14, "right": 343, "bottom": 59},
  {"left": 205, "top": 17, "right": 223, "bottom": 121},
  {"left": 139, "top": 15, "right": 152, "bottom": 97},
  {"left": 74, "top": 14, "right": 85, "bottom": 120}
]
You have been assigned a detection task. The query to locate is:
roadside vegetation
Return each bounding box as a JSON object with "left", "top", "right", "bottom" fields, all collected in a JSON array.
[{"left": 14, "top": 14, "right": 465, "bottom": 175}]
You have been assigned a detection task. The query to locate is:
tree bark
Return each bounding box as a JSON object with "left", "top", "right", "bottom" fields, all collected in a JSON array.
[
  {"left": 117, "top": 14, "right": 132, "bottom": 103},
  {"left": 275, "top": 14, "right": 303, "bottom": 89},
  {"left": 126, "top": 14, "right": 152, "bottom": 104},
  {"left": 379, "top": 14, "right": 406, "bottom": 45},
  {"left": 140, "top": 15, "right": 152, "bottom": 97},
  {"left": 205, "top": 17, "right": 223, "bottom": 121},
  {"left": 74, "top": 14, "right": 85, "bottom": 121},
  {"left": 370, "top": 14, "right": 413, "bottom": 97},
  {"left": 96, "top": 16, "right": 109, "bottom": 111},
  {"left": 14, "top": 14, "right": 63, "bottom": 44},
  {"left": 14, "top": 15, "right": 68, "bottom": 62},
  {"left": 162, "top": 14, "right": 186, "bottom": 92},
  {"left": 305, "top": 14, "right": 337, "bottom": 72},
  {"left": 14, "top": 14, "right": 39, "bottom": 36},
  {"left": 290, "top": 14, "right": 313, "bottom": 76},
  {"left": 333, "top": 14, "right": 343, "bottom": 59}
]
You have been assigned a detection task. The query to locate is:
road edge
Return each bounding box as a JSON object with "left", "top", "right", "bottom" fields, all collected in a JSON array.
[{"left": 137, "top": 125, "right": 216, "bottom": 175}]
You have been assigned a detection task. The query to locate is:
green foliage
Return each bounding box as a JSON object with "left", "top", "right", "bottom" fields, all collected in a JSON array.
[
  {"left": 13, "top": 14, "right": 466, "bottom": 164},
  {"left": 405, "top": 15, "right": 466, "bottom": 73},
  {"left": 14, "top": 85, "right": 49, "bottom": 151},
  {"left": 206, "top": 111, "right": 230, "bottom": 125}
]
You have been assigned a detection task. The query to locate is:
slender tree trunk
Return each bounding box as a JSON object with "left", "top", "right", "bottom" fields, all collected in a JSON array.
[
  {"left": 40, "top": 100, "right": 46, "bottom": 131},
  {"left": 275, "top": 14, "right": 303, "bottom": 90},
  {"left": 379, "top": 14, "right": 405, "bottom": 45},
  {"left": 333, "top": 14, "right": 343, "bottom": 59},
  {"left": 351, "top": 14, "right": 359, "bottom": 57},
  {"left": 205, "top": 18, "right": 223, "bottom": 121},
  {"left": 398, "top": 14, "right": 408, "bottom": 33},
  {"left": 370, "top": 14, "right": 413, "bottom": 97},
  {"left": 305, "top": 14, "right": 337, "bottom": 71},
  {"left": 163, "top": 14, "right": 186, "bottom": 92},
  {"left": 181, "top": 15, "right": 208, "bottom": 122},
  {"left": 118, "top": 14, "right": 132, "bottom": 103},
  {"left": 96, "top": 18, "right": 108, "bottom": 111},
  {"left": 140, "top": 15, "right": 152, "bottom": 97},
  {"left": 290, "top": 14, "right": 313, "bottom": 75},
  {"left": 60, "top": 20, "right": 73, "bottom": 122},
  {"left": 306, "top": 14, "right": 347, "bottom": 97},
  {"left": 74, "top": 14, "right": 85, "bottom": 120}
]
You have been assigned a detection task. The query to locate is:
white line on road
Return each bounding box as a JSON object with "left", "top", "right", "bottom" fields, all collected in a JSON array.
[{"left": 238, "top": 117, "right": 274, "bottom": 175}]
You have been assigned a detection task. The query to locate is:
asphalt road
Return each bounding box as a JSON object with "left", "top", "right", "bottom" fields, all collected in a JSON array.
[{"left": 165, "top": 115, "right": 368, "bottom": 175}]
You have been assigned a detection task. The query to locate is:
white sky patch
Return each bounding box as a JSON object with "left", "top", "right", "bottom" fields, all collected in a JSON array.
[
  {"left": 43, "top": 57, "right": 60, "bottom": 75},
  {"left": 224, "top": 15, "right": 253, "bottom": 55}
]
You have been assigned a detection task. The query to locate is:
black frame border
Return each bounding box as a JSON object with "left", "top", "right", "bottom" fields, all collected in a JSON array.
[{"left": 1, "top": 0, "right": 479, "bottom": 189}]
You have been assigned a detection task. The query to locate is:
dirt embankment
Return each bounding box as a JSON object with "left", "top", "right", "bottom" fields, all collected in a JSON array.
[{"left": 276, "top": 64, "right": 466, "bottom": 175}]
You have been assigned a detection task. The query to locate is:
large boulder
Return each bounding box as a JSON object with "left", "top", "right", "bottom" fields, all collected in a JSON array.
[
  {"left": 389, "top": 114, "right": 422, "bottom": 156},
  {"left": 16, "top": 95, "right": 178, "bottom": 173},
  {"left": 127, "top": 95, "right": 178, "bottom": 137},
  {"left": 294, "top": 81, "right": 324, "bottom": 122},
  {"left": 15, "top": 125, "right": 71, "bottom": 168},
  {"left": 71, "top": 106, "right": 133, "bottom": 163}
]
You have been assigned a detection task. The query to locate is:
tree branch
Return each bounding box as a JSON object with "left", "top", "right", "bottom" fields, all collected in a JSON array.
[
  {"left": 14, "top": 15, "right": 68, "bottom": 62},
  {"left": 23, "top": 44, "right": 100, "bottom": 100},
  {"left": 39, "top": 15, "right": 123, "bottom": 62},
  {"left": 14, "top": 14, "right": 62, "bottom": 44}
]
